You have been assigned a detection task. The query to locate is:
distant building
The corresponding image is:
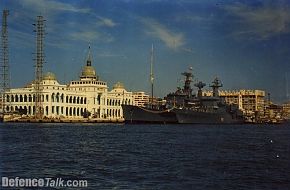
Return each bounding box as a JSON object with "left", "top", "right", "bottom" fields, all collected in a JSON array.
[
  {"left": 203, "top": 89, "right": 266, "bottom": 115},
  {"left": 3, "top": 47, "right": 134, "bottom": 121},
  {"left": 282, "top": 101, "right": 290, "bottom": 118},
  {"left": 132, "top": 91, "right": 149, "bottom": 107}
]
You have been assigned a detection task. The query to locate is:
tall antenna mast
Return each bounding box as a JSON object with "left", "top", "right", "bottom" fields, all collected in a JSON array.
[
  {"left": 1, "top": 10, "right": 9, "bottom": 115},
  {"left": 33, "top": 15, "right": 45, "bottom": 119},
  {"left": 150, "top": 44, "right": 154, "bottom": 106}
]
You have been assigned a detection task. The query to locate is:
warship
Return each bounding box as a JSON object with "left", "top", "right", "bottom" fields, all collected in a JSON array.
[
  {"left": 122, "top": 44, "right": 178, "bottom": 124},
  {"left": 170, "top": 76, "right": 244, "bottom": 124},
  {"left": 122, "top": 68, "right": 244, "bottom": 124},
  {"left": 122, "top": 45, "right": 244, "bottom": 124}
]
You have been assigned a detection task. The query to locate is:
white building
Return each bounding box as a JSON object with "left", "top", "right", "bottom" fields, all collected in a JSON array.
[{"left": 3, "top": 47, "right": 133, "bottom": 121}]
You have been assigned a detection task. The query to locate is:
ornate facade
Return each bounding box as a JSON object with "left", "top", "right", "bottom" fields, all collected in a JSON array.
[{"left": 3, "top": 47, "right": 133, "bottom": 121}]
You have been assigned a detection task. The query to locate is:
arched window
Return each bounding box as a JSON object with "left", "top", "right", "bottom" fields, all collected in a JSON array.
[
  {"left": 56, "top": 93, "right": 60, "bottom": 102},
  {"left": 77, "top": 97, "right": 79, "bottom": 104},
  {"left": 73, "top": 97, "right": 76, "bottom": 104},
  {"left": 51, "top": 93, "right": 55, "bottom": 102},
  {"left": 61, "top": 94, "right": 64, "bottom": 103},
  {"left": 20, "top": 95, "right": 23, "bottom": 102},
  {"left": 28, "top": 95, "right": 32, "bottom": 102},
  {"left": 84, "top": 98, "right": 87, "bottom": 104},
  {"left": 11, "top": 95, "right": 14, "bottom": 102},
  {"left": 46, "top": 94, "right": 49, "bottom": 102},
  {"left": 15, "top": 95, "right": 19, "bottom": 102},
  {"left": 97, "top": 95, "right": 101, "bottom": 105}
]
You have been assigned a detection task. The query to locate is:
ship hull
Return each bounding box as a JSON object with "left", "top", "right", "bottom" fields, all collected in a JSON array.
[
  {"left": 122, "top": 105, "right": 177, "bottom": 124},
  {"left": 174, "top": 108, "right": 244, "bottom": 124}
]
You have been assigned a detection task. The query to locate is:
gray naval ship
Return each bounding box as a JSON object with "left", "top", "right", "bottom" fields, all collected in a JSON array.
[{"left": 122, "top": 69, "right": 244, "bottom": 124}]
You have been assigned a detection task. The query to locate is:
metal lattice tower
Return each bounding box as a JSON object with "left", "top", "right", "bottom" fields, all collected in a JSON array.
[
  {"left": 1, "top": 10, "right": 9, "bottom": 114},
  {"left": 33, "top": 16, "right": 45, "bottom": 119}
]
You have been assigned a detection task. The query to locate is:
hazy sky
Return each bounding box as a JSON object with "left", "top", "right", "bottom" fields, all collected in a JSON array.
[{"left": 1, "top": 0, "right": 290, "bottom": 102}]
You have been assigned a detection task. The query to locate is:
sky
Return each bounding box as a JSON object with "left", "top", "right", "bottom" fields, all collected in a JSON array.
[{"left": 1, "top": 0, "right": 290, "bottom": 103}]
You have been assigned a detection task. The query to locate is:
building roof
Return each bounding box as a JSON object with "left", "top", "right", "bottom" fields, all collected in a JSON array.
[
  {"left": 80, "top": 46, "right": 97, "bottom": 80},
  {"left": 113, "top": 82, "right": 124, "bottom": 89},
  {"left": 43, "top": 72, "right": 57, "bottom": 81},
  {"left": 81, "top": 66, "right": 97, "bottom": 79}
]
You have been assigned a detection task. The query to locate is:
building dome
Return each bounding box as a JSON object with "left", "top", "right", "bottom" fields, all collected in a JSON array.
[
  {"left": 80, "top": 45, "right": 98, "bottom": 80},
  {"left": 43, "top": 72, "right": 57, "bottom": 80},
  {"left": 113, "top": 82, "right": 124, "bottom": 89},
  {"left": 81, "top": 66, "right": 97, "bottom": 79}
]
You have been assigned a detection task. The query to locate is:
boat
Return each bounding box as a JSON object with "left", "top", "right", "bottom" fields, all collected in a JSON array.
[
  {"left": 165, "top": 71, "right": 244, "bottom": 124},
  {"left": 122, "top": 104, "right": 177, "bottom": 124},
  {"left": 122, "top": 46, "right": 244, "bottom": 124},
  {"left": 122, "top": 44, "right": 178, "bottom": 124}
]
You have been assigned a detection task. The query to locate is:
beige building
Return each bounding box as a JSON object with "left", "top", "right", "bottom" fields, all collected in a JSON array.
[
  {"left": 3, "top": 48, "right": 134, "bottom": 121},
  {"left": 203, "top": 89, "right": 266, "bottom": 114},
  {"left": 132, "top": 91, "right": 149, "bottom": 107},
  {"left": 282, "top": 101, "right": 290, "bottom": 118}
]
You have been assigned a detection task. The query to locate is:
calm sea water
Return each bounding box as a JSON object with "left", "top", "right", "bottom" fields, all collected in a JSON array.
[{"left": 0, "top": 123, "right": 290, "bottom": 190}]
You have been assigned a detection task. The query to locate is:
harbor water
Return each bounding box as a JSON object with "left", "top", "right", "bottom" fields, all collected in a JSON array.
[{"left": 0, "top": 123, "right": 290, "bottom": 189}]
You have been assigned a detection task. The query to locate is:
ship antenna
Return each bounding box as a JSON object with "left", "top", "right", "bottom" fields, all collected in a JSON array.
[{"left": 150, "top": 44, "right": 154, "bottom": 107}]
